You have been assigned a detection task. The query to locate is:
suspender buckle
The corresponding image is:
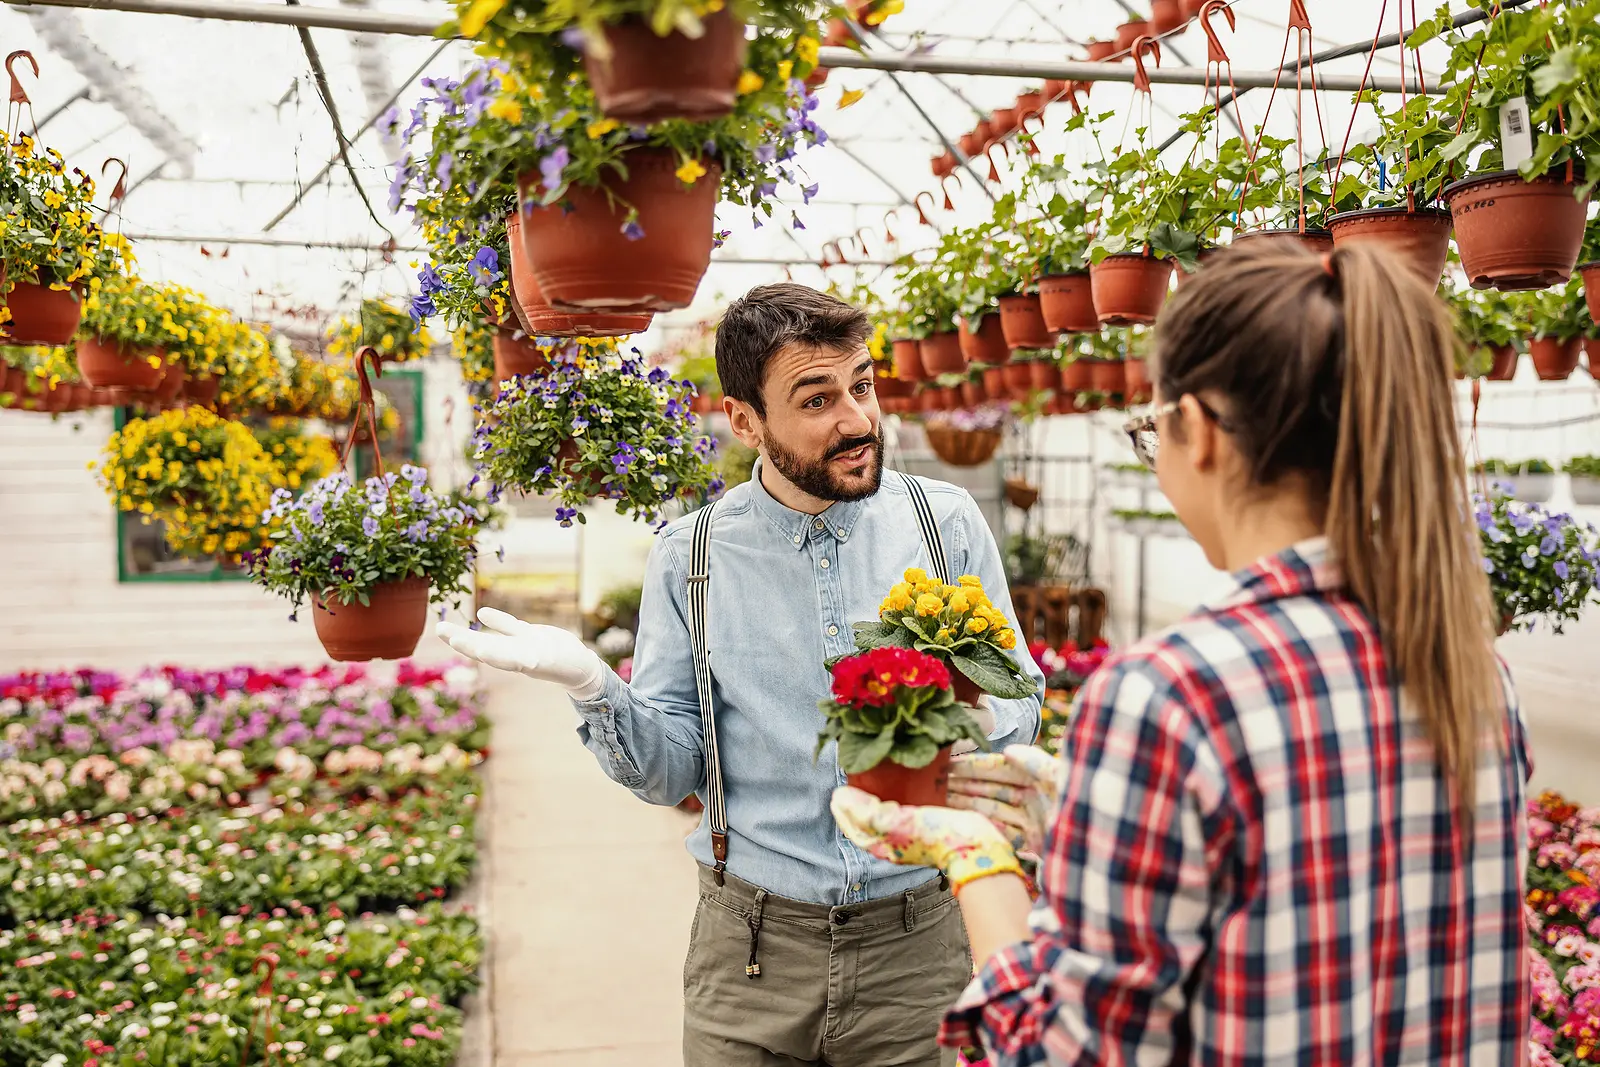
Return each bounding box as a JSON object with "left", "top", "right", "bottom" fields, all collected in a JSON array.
[{"left": 712, "top": 831, "right": 728, "bottom": 885}]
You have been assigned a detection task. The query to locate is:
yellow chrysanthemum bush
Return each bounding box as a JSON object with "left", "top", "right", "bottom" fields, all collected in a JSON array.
[
  {"left": 0, "top": 134, "right": 132, "bottom": 326},
  {"left": 851, "top": 567, "right": 1037, "bottom": 701},
  {"left": 93, "top": 407, "right": 282, "bottom": 560},
  {"left": 216, "top": 320, "right": 288, "bottom": 411},
  {"left": 327, "top": 299, "right": 433, "bottom": 364}
]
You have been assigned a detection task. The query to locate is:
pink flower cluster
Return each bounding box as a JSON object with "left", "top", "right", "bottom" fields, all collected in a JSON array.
[{"left": 1526, "top": 792, "right": 1600, "bottom": 1062}]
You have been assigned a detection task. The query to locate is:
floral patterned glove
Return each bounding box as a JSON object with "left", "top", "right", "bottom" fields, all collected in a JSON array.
[
  {"left": 948, "top": 744, "right": 1065, "bottom": 857},
  {"left": 830, "top": 785, "right": 1024, "bottom": 893}
]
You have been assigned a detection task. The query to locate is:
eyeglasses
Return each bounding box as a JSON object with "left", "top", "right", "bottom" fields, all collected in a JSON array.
[{"left": 1121, "top": 398, "right": 1228, "bottom": 470}]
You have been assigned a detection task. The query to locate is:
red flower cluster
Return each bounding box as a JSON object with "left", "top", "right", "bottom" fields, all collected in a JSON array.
[{"left": 830, "top": 647, "right": 951, "bottom": 708}]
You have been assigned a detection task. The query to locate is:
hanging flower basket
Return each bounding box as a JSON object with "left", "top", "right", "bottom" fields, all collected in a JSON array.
[
  {"left": 1529, "top": 336, "right": 1582, "bottom": 381},
  {"left": 924, "top": 425, "right": 1002, "bottom": 467},
  {"left": 1114, "top": 18, "right": 1149, "bottom": 52},
  {"left": 183, "top": 374, "right": 221, "bottom": 406},
  {"left": 506, "top": 211, "right": 657, "bottom": 331},
  {"left": 1123, "top": 358, "right": 1152, "bottom": 403},
  {"left": 1150, "top": 0, "right": 1184, "bottom": 34},
  {"left": 960, "top": 379, "right": 986, "bottom": 408},
  {"left": 873, "top": 372, "right": 912, "bottom": 400},
  {"left": 981, "top": 366, "right": 1007, "bottom": 398},
  {"left": 583, "top": 10, "right": 746, "bottom": 124},
  {"left": 1326, "top": 207, "right": 1454, "bottom": 288},
  {"left": 1580, "top": 263, "right": 1600, "bottom": 321},
  {"left": 998, "top": 293, "right": 1053, "bottom": 350},
  {"left": 1029, "top": 360, "right": 1058, "bottom": 391},
  {"left": 1443, "top": 171, "right": 1588, "bottom": 291},
  {"left": 989, "top": 107, "right": 1019, "bottom": 140},
  {"left": 312, "top": 577, "right": 430, "bottom": 662},
  {"left": 492, "top": 325, "right": 551, "bottom": 382},
  {"left": 518, "top": 148, "right": 718, "bottom": 313},
  {"left": 1486, "top": 344, "right": 1519, "bottom": 381},
  {"left": 1001, "top": 361, "right": 1034, "bottom": 396},
  {"left": 2, "top": 282, "right": 82, "bottom": 346},
  {"left": 76, "top": 336, "right": 166, "bottom": 392},
  {"left": 1090, "top": 359, "right": 1125, "bottom": 394},
  {"left": 1587, "top": 338, "right": 1600, "bottom": 378},
  {"left": 1090, "top": 254, "right": 1173, "bottom": 325},
  {"left": 1039, "top": 272, "right": 1098, "bottom": 333},
  {"left": 892, "top": 338, "right": 926, "bottom": 382},
  {"left": 1233, "top": 227, "right": 1335, "bottom": 255},
  {"left": 1004, "top": 476, "right": 1040, "bottom": 510},
  {"left": 958, "top": 313, "right": 1009, "bottom": 366},
  {"left": 1060, "top": 360, "right": 1092, "bottom": 392},
  {"left": 1016, "top": 90, "right": 1046, "bottom": 122},
  {"left": 919, "top": 331, "right": 967, "bottom": 375}
]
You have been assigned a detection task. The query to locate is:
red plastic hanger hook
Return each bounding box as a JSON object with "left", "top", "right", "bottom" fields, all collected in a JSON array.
[
  {"left": 1130, "top": 36, "right": 1161, "bottom": 94},
  {"left": 942, "top": 172, "right": 961, "bottom": 212},
  {"left": 1199, "top": 0, "right": 1235, "bottom": 63},
  {"left": 913, "top": 191, "right": 936, "bottom": 227},
  {"left": 1287, "top": 0, "right": 1311, "bottom": 31},
  {"left": 882, "top": 210, "right": 898, "bottom": 244},
  {"left": 101, "top": 158, "right": 128, "bottom": 203},
  {"left": 853, "top": 227, "right": 875, "bottom": 257},
  {"left": 6, "top": 51, "right": 37, "bottom": 106},
  {"left": 354, "top": 344, "right": 383, "bottom": 406}
]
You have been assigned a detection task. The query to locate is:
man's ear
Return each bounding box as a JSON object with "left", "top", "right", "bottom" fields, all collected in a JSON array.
[{"left": 726, "top": 397, "right": 763, "bottom": 451}]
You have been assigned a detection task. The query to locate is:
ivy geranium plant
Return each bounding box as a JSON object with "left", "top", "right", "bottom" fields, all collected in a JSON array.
[
  {"left": 815, "top": 647, "right": 988, "bottom": 774},
  {"left": 1475, "top": 487, "right": 1600, "bottom": 633},
  {"left": 249, "top": 466, "right": 479, "bottom": 619},
  {"left": 472, "top": 341, "right": 721, "bottom": 527},
  {"left": 852, "top": 567, "right": 1036, "bottom": 699}
]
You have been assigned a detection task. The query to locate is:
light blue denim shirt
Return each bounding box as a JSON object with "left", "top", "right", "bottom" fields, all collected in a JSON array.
[{"left": 571, "top": 463, "right": 1045, "bottom": 906}]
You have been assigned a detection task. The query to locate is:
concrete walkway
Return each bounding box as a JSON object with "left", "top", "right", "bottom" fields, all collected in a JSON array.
[{"left": 485, "top": 671, "right": 699, "bottom": 1066}]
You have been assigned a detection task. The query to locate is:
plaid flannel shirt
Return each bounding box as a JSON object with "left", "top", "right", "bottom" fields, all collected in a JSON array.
[{"left": 943, "top": 537, "right": 1531, "bottom": 1065}]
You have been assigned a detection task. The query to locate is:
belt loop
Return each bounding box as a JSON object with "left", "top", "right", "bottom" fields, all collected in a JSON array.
[
  {"left": 745, "top": 889, "right": 767, "bottom": 979},
  {"left": 903, "top": 889, "right": 917, "bottom": 933}
]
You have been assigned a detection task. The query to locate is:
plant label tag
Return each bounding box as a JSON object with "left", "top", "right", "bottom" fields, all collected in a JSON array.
[{"left": 1500, "top": 96, "right": 1534, "bottom": 171}]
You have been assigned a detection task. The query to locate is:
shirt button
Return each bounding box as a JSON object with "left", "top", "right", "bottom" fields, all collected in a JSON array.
[
  {"left": 793, "top": 534, "right": 802, "bottom": 543},
  {"left": 820, "top": 559, "right": 831, "bottom": 569},
  {"left": 828, "top": 625, "right": 839, "bottom": 637},
  {"left": 814, "top": 519, "right": 825, "bottom": 530},
  {"left": 837, "top": 530, "right": 847, "bottom": 540}
]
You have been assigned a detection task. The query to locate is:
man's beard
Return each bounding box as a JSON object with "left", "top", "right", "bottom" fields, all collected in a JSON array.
[{"left": 764, "top": 428, "right": 885, "bottom": 503}]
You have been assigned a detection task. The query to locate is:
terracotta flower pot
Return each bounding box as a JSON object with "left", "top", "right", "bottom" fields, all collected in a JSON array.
[
  {"left": 805, "top": 66, "right": 830, "bottom": 90},
  {"left": 1060, "top": 361, "right": 1092, "bottom": 392},
  {"left": 1043, "top": 79, "right": 1069, "bottom": 102},
  {"left": 1233, "top": 227, "right": 1335, "bottom": 254},
  {"left": 152, "top": 361, "right": 187, "bottom": 406},
  {"left": 1029, "top": 360, "right": 1058, "bottom": 391},
  {"left": 1016, "top": 90, "right": 1046, "bottom": 121},
  {"left": 1123, "top": 358, "right": 1152, "bottom": 403},
  {"left": 1327, "top": 207, "right": 1454, "bottom": 288},
  {"left": 1114, "top": 18, "right": 1149, "bottom": 53},
  {"left": 690, "top": 392, "right": 718, "bottom": 414},
  {"left": 1090, "top": 359, "right": 1125, "bottom": 394},
  {"left": 998, "top": 293, "right": 1053, "bottom": 350},
  {"left": 958, "top": 313, "right": 1010, "bottom": 366},
  {"left": 518, "top": 148, "right": 718, "bottom": 313},
  {"left": 1580, "top": 263, "right": 1600, "bottom": 323},
  {"left": 1002, "top": 362, "right": 1034, "bottom": 395},
  {"left": 1443, "top": 171, "right": 1588, "bottom": 291},
  {"left": 585, "top": 10, "right": 746, "bottom": 123},
  {"left": 1486, "top": 344, "right": 1518, "bottom": 381},
  {"left": 1090, "top": 254, "right": 1174, "bottom": 325},
  {"left": 960, "top": 379, "right": 987, "bottom": 407},
  {"left": 958, "top": 131, "right": 984, "bottom": 158},
  {"left": 1180, "top": 0, "right": 1207, "bottom": 14},
  {"left": 1150, "top": 0, "right": 1184, "bottom": 34},
  {"left": 824, "top": 17, "right": 854, "bottom": 46},
  {"left": 893, "top": 338, "right": 926, "bottom": 382},
  {"left": 76, "top": 336, "right": 166, "bottom": 391},
  {"left": 1529, "top": 336, "right": 1582, "bottom": 381},
  {"left": 183, "top": 374, "right": 221, "bottom": 406},
  {"left": 312, "top": 577, "right": 430, "bottom": 662},
  {"left": 873, "top": 372, "right": 912, "bottom": 400},
  {"left": 492, "top": 326, "right": 552, "bottom": 382},
  {"left": 2, "top": 282, "right": 82, "bottom": 346},
  {"left": 982, "top": 367, "right": 1007, "bottom": 398},
  {"left": 1085, "top": 39, "right": 1117, "bottom": 62},
  {"left": 506, "top": 212, "right": 654, "bottom": 336},
  {"left": 989, "top": 107, "right": 1019, "bottom": 140},
  {"left": 846, "top": 748, "right": 952, "bottom": 806},
  {"left": 931, "top": 152, "right": 956, "bottom": 179},
  {"left": 1039, "top": 272, "right": 1098, "bottom": 333},
  {"left": 920, "top": 331, "right": 967, "bottom": 376},
  {"left": 1587, "top": 338, "right": 1600, "bottom": 379}
]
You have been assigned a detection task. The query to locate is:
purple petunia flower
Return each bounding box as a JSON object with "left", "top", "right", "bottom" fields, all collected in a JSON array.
[{"left": 409, "top": 294, "right": 436, "bottom": 323}]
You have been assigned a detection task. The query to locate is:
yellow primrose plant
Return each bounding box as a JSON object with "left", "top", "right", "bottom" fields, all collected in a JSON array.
[{"left": 851, "top": 568, "right": 1038, "bottom": 700}]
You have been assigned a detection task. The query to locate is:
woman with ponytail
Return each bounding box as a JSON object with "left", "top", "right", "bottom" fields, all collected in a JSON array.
[{"left": 830, "top": 243, "right": 1530, "bottom": 1065}]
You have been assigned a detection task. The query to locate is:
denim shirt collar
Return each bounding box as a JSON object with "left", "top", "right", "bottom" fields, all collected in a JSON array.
[{"left": 747, "top": 457, "right": 869, "bottom": 549}]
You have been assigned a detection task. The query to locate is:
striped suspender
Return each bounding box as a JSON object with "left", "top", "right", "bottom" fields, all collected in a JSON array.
[
  {"left": 686, "top": 502, "right": 729, "bottom": 884},
  {"left": 901, "top": 471, "right": 951, "bottom": 585},
  {"left": 684, "top": 477, "right": 948, "bottom": 887}
]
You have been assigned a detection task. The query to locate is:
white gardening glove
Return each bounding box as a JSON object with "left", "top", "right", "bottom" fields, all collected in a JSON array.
[
  {"left": 947, "top": 744, "right": 1066, "bottom": 857},
  {"left": 437, "top": 607, "right": 605, "bottom": 699},
  {"left": 950, "top": 694, "right": 998, "bottom": 756}
]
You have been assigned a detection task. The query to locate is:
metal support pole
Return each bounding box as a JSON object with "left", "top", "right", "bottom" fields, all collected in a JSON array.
[
  {"left": 34, "top": 85, "right": 89, "bottom": 131},
  {"left": 0, "top": 0, "right": 1438, "bottom": 93}
]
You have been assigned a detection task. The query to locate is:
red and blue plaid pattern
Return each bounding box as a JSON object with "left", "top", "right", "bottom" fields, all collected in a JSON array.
[{"left": 943, "top": 537, "right": 1531, "bottom": 1065}]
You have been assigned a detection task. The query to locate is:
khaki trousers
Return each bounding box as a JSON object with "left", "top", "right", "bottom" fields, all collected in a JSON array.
[{"left": 682, "top": 866, "right": 971, "bottom": 1067}]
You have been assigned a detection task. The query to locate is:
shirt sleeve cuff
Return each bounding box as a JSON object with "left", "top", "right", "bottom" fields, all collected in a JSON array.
[
  {"left": 569, "top": 663, "right": 625, "bottom": 717},
  {"left": 939, "top": 937, "right": 1053, "bottom": 1061}
]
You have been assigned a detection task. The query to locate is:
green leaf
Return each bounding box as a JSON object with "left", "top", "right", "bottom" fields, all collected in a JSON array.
[
  {"left": 1439, "top": 126, "right": 1480, "bottom": 163},
  {"left": 1531, "top": 46, "right": 1580, "bottom": 97},
  {"left": 887, "top": 732, "right": 940, "bottom": 769},
  {"left": 838, "top": 727, "right": 897, "bottom": 774},
  {"left": 951, "top": 644, "right": 1038, "bottom": 701}
]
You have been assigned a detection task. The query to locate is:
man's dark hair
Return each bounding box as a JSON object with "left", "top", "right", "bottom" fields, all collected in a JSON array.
[{"left": 714, "top": 283, "right": 871, "bottom": 417}]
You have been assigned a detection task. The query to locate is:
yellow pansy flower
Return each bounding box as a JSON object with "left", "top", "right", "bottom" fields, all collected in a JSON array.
[
  {"left": 777, "top": 60, "right": 794, "bottom": 81},
  {"left": 488, "top": 97, "right": 522, "bottom": 124},
  {"left": 458, "top": 0, "right": 507, "bottom": 38},
  {"left": 736, "top": 70, "right": 765, "bottom": 95},
  {"left": 674, "top": 158, "right": 708, "bottom": 185},
  {"left": 795, "top": 35, "right": 819, "bottom": 66},
  {"left": 586, "top": 118, "right": 620, "bottom": 139}
]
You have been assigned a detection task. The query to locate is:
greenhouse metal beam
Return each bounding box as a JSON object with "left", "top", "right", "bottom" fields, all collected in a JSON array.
[{"left": 2, "top": 0, "right": 1437, "bottom": 93}]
